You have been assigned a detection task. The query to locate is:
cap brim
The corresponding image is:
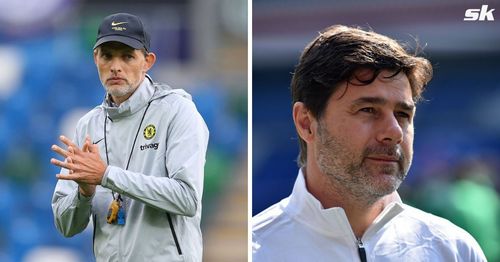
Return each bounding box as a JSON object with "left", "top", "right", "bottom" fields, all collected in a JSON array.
[{"left": 93, "top": 35, "right": 145, "bottom": 50}]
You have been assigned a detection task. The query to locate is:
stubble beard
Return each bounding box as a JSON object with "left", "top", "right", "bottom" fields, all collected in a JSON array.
[
  {"left": 104, "top": 80, "right": 136, "bottom": 99},
  {"left": 315, "top": 123, "right": 410, "bottom": 206}
]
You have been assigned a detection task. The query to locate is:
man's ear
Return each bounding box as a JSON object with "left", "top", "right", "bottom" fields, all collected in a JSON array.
[
  {"left": 143, "top": 52, "right": 156, "bottom": 72},
  {"left": 93, "top": 48, "right": 98, "bottom": 65},
  {"left": 293, "top": 102, "right": 317, "bottom": 143}
]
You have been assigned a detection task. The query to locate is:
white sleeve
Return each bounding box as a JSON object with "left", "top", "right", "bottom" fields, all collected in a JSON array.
[{"left": 51, "top": 129, "right": 93, "bottom": 237}]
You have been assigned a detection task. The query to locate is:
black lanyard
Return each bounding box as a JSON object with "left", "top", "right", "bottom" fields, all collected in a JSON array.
[{"left": 103, "top": 100, "right": 152, "bottom": 200}]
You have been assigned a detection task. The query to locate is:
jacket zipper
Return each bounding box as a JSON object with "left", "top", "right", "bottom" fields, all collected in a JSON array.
[
  {"left": 167, "top": 213, "right": 183, "bottom": 255},
  {"left": 357, "top": 238, "right": 367, "bottom": 262}
]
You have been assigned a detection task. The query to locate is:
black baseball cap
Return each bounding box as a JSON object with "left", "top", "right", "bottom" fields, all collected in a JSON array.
[{"left": 93, "top": 13, "right": 150, "bottom": 52}]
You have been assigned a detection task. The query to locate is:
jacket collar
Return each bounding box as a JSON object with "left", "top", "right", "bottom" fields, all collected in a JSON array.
[
  {"left": 284, "top": 169, "right": 404, "bottom": 240},
  {"left": 103, "top": 75, "right": 155, "bottom": 119}
]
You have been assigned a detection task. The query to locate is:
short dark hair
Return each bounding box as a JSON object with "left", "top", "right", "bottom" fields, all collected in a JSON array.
[{"left": 291, "top": 25, "right": 433, "bottom": 167}]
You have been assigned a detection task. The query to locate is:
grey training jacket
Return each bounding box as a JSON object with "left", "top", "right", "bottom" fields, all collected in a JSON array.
[{"left": 52, "top": 76, "right": 209, "bottom": 262}]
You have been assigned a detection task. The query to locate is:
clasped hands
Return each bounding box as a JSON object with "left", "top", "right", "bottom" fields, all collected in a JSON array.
[{"left": 51, "top": 135, "right": 107, "bottom": 197}]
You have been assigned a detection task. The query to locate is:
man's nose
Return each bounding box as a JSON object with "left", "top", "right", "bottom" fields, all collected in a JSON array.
[
  {"left": 376, "top": 114, "right": 403, "bottom": 145},
  {"left": 110, "top": 58, "right": 122, "bottom": 73}
]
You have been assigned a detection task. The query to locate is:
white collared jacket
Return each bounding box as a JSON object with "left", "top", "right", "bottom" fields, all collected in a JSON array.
[
  {"left": 252, "top": 169, "right": 486, "bottom": 262},
  {"left": 52, "top": 76, "right": 209, "bottom": 262}
]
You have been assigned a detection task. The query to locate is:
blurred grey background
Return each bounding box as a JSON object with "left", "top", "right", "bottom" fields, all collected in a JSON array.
[
  {"left": 0, "top": 0, "right": 247, "bottom": 261},
  {"left": 253, "top": 1, "right": 500, "bottom": 261}
]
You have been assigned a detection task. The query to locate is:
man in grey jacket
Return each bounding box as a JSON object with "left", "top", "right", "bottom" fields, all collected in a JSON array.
[{"left": 51, "top": 13, "right": 209, "bottom": 261}]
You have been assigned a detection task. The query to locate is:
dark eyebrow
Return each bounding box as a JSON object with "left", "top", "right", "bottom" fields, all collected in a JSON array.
[
  {"left": 99, "top": 48, "right": 111, "bottom": 53},
  {"left": 351, "top": 97, "right": 415, "bottom": 111},
  {"left": 397, "top": 101, "right": 415, "bottom": 111}
]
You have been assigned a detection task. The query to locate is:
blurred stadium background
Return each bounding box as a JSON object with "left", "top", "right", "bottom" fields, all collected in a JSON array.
[
  {"left": 253, "top": 0, "right": 500, "bottom": 261},
  {"left": 0, "top": 0, "right": 247, "bottom": 261}
]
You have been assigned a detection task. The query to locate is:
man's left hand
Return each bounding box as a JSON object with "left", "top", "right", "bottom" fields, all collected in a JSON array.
[{"left": 51, "top": 135, "right": 107, "bottom": 185}]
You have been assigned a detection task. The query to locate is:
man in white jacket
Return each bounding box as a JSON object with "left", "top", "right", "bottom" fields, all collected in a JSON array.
[
  {"left": 51, "top": 13, "right": 208, "bottom": 261},
  {"left": 252, "top": 25, "right": 486, "bottom": 261}
]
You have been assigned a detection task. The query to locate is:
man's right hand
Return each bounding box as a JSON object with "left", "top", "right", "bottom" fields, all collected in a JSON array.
[
  {"left": 52, "top": 135, "right": 99, "bottom": 197},
  {"left": 74, "top": 138, "right": 96, "bottom": 197}
]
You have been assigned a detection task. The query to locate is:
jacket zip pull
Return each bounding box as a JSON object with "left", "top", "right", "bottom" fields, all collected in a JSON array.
[{"left": 357, "top": 238, "right": 367, "bottom": 262}]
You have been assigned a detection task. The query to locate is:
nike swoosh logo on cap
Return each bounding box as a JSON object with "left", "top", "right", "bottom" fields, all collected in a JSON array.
[{"left": 111, "top": 21, "right": 128, "bottom": 26}]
